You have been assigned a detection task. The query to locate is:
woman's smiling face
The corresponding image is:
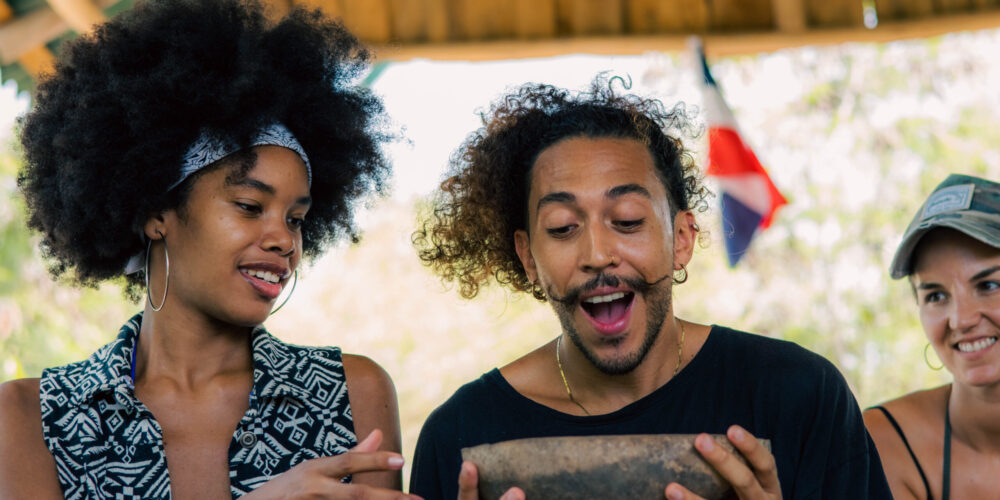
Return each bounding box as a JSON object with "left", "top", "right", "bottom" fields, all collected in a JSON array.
[
  {"left": 148, "top": 145, "right": 311, "bottom": 326},
  {"left": 911, "top": 228, "right": 1000, "bottom": 387}
]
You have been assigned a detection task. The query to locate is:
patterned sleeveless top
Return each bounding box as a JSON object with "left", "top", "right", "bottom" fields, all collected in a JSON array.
[{"left": 39, "top": 313, "right": 358, "bottom": 499}]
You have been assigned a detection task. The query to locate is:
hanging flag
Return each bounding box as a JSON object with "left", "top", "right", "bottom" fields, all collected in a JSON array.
[{"left": 692, "top": 38, "right": 786, "bottom": 267}]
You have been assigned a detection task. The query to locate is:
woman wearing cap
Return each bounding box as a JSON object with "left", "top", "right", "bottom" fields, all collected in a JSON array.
[
  {"left": 0, "top": 1, "right": 418, "bottom": 499},
  {"left": 864, "top": 174, "right": 1000, "bottom": 499}
]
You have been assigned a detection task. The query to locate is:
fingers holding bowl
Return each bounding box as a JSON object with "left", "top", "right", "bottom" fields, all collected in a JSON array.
[{"left": 687, "top": 428, "right": 780, "bottom": 499}]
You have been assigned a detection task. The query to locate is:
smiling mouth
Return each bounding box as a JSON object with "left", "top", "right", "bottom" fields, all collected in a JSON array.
[
  {"left": 239, "top": 267, "right": 288, "bottom": 300},
  {"left": 580, "top": 291, "right": 635, "bottom": 325},
  {"left": 955, "top": 336, "right": 997, "bottom": 353}
]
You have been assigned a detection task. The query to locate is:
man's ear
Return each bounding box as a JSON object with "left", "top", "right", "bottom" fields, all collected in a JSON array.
[
  {"left": 514, "top": 229, "right": 537, "bottom": 284},
  {"left": 672, "top": 210, "right": 697, "bottom": 270}
]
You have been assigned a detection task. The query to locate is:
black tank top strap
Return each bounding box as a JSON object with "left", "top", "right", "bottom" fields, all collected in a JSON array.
[
  {"left": 942, "top": 403, "right": 951, "bottom": 500},
  {"left": 871, "top": 405, "right": 934, "bottom": 500}
]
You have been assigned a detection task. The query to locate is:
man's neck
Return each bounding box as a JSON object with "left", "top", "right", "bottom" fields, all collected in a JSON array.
[{"left": 554, "top": 319, "right": 708, "bottom": 416}]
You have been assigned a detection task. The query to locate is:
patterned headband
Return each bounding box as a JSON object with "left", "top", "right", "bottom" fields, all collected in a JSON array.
[
  {"left": 170, "top": 122, "right": 312, "bottom": 191},
  {"left": 124, "top": 123, "right": 312, "bottom": 274}
]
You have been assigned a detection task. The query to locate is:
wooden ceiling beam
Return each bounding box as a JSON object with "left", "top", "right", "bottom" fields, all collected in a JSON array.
[
  {"left": 47, "top": 0, "right": 107, "bottom": 33},
  {"left": 0, "top": 1, "right": 12, "bottom": 24},
  {"left": 372, "top": 9, "right": 1000, "bottom": 61},
  {"left": 0, "top": 0, "right": 116, "bottom": 64},
  {"left": 19, "top": 45, "right": 57, "bottom": 79},
  {"left": 558, "top": 0, "right": 624, "bottom": 36},
  {"left": 514, "top": 0, "right": 556, "bottom": 39},
  {"left": 772, "top": 0, "right": 807, "bottom": 32}
]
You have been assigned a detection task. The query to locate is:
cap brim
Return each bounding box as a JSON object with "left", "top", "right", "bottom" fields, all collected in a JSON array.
[{"left": 889, "top": 213, "right": 1000, "bottom": 279}]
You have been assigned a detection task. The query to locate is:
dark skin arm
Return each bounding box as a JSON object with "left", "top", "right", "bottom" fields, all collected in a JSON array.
[
  {"left": 0, "top": 378, "right": 64, "bottom": 499},
  {"left": 343, "top": 354, "right": 404, "bottom": 491}
]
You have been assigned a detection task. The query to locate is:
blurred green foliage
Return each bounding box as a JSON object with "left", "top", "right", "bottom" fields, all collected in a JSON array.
[{"left": 0, "top": 143, "right": 131, "bottom": 380}]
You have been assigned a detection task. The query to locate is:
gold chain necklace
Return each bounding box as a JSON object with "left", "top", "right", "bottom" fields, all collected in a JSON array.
[{"left": 556, "top": 320, "right": 686, "bottom": 416}]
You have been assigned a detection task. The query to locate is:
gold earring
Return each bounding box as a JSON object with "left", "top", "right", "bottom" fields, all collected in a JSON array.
[
  {"left": 673, "top": 263, "right": 688, "bottom": 284},
  {"left": 924, "top": 343, "right": 944, "bottom": 371}
]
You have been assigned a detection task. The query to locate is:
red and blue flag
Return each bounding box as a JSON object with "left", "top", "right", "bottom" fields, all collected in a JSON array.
[{"left": 694, "top": 40, "right": 786, "bottom": 267}]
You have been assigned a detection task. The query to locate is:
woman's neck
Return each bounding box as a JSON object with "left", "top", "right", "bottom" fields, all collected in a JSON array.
[
  {"left": 949, "top": 382, "right": 1000, "bottom": 454},
  {"left": 135, "top": 304, "right": 254, "bottom": 392}
]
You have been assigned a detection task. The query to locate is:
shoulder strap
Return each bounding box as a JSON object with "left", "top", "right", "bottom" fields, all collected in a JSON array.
[
  {"left": 872, "top": 405, "right": 934, "bottom": 500},
  {"left": 942, "top": 404, "right": 951, "bottom": 500}
]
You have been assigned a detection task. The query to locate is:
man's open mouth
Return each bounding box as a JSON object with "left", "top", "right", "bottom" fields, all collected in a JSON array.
[{"left": 581, "top": 291, "right": 635, "bottom": 325}]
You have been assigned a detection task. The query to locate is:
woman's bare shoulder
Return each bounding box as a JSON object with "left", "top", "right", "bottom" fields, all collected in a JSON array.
[
  {"left": 863, "top": 385, "right": 949, "bottom": 500},
  {"left": 0, "top": 378, "right": 63, "bottom": 498},
  {"left": 341, "top": 354, "right": 395, "bottom": 396},
  {"left": 869, "top": 385, "right": 950, "bottom": 424},
  {"left": 0, "top": 378, "right": 42, "bottom": 426}
]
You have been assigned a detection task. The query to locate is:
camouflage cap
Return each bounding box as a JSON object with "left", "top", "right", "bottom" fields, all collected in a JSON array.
[{"left": 890, "top": 174, "right": 1000, "bottom": 279}]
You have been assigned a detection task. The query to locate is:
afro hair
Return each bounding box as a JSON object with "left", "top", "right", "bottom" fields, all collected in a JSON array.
[
  {"left": 18, "top": 0, "right": 391, "bottom": 297},
  {"left": 413, "top": 78, "right": 711, "bottom": 301}
]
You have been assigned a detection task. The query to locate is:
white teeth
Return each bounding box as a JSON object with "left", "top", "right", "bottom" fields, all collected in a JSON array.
[
  {"left": 247, "top": 270, "right": 280, "bottom": 284},
  {"left": 957, "top": 337, "right": 997, "bottom": 353},
  {"left": 583, "top": 292, "right": 626, "bottom": 304}
]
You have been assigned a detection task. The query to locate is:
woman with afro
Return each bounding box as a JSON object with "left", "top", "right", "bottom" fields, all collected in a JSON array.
[{"left": 0, "top": 1, "right": 419, "bottom": 499}]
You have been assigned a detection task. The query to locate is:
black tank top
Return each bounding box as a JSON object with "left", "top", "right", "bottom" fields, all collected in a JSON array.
[{"left": 871, "top": 405, "right": 951, "bottom": 500}]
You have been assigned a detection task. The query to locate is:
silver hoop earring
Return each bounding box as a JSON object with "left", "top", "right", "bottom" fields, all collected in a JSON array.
[
  {"left": 145, "top": 236, "right": 169, "bottom": 312},
  {"left": 269, "top": 270, "right": 298, "bottom": 316}
]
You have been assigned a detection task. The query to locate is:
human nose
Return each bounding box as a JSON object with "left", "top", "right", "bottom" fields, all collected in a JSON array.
[
  {"left": 261, "top": 215, "right": 295, "bottom": 257},
  {"left": 579, "top": 224, "right": 619, "bottom": 272},
  {"left": 948, "top": 293, "right": 981, "bottom": 332}
]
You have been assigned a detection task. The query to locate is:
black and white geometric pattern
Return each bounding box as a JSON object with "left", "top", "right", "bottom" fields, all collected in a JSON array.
[{"left": 40, "top": 313, "right": 357, "bottom": 499}]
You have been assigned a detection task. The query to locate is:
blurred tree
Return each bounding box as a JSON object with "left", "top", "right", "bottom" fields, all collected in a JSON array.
[{"left": 0, "top": 144, "right": 130, "bottom": 381}]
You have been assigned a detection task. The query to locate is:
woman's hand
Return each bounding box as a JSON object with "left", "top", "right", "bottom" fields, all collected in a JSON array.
[
  {"left": 244, "top": 429, "right": 422, "bottom": 500},
  {"left": 665, "top": 426, "right": 781, "bottom": 500}
]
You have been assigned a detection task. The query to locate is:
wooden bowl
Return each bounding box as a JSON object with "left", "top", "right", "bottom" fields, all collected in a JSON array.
[{"left": 461, "top": 434, "right": 769, "bottom": 500}]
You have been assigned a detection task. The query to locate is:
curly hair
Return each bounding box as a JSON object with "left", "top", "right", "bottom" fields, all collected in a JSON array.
[
  {"left": 18, "top": 0, "right": 391, "bottom": 298},
  {"left": 413, "top": 78, "right": 711, "bottom": 301}
]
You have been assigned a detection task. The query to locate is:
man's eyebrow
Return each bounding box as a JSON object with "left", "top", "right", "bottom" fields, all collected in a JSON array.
[
  {"left": 972, "top": 265, "right": 1000, "bottom": 282},
  {"left": 607, "top": 184, "right": 651, "bottom": 200},
  {"left": 537, "top": 192, "right": 575, "bottom": 212}
]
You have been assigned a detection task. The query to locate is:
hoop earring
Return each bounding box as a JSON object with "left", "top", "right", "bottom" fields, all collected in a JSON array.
[
  {"left": 269, "top": 270, "right": 298, "bottom": 316},
  {"left": 145, "top": 235, "right": 169, "bottom": 312},
  {"left": 924, "top": 343, "right": 944, "bottom": 371},
  {"left": 673, "top": 263, "right": 688, "bottom": 285}
]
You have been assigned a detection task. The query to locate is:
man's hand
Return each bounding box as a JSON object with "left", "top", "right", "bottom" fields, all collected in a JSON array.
[
  {"left": 457, "top": 461, "right": 524, "bottom": 500},
  {"left": 665, "top": 426, "right": 781, "bottom": 500}
]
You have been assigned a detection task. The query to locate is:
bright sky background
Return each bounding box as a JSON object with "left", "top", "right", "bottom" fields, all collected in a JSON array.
[{"left": 371, "top": 52, "right": 702, "bottom": 202}]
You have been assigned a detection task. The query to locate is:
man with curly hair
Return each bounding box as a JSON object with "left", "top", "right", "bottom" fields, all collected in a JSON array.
[
  {"left": 0, "top": 1, "right": 419, "bottom": 499},
  {"left": 410, "top": 80, "right": 890, "bottom": 499}
]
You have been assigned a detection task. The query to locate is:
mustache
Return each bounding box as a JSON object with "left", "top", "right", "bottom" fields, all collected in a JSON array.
[{"left": 547, "top": 272, "right": 671, "bottom": 305}]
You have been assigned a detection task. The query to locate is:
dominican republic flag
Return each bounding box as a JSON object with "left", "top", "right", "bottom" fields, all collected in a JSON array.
[{"left": 693, "top": 39, "right": 786, "bottom": 267}]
